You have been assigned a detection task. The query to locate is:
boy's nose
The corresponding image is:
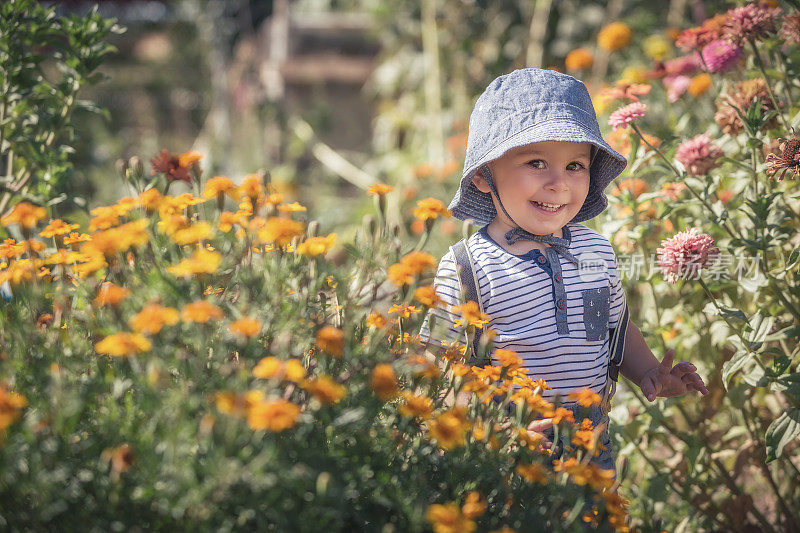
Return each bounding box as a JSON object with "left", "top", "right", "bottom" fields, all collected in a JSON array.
[{"left": 545, "top": 171, "right": 570, "bottom": 191}]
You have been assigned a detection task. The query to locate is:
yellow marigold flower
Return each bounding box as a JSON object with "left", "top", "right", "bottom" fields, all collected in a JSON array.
[
  {"left": 302, "top": 375, "right": 346, "bottom": 405},
  {"left": 1, "top": 202, "right": 47, "bottom": 229},
  {"left": 203, "top": 176, "right": 240, "bottom": 200},
  {"left": 598, "top": 21, "right": 632, "bottom": 52},
  {"left": 550, "top": 407, "right": 575, "bottom": 425},
  {"left": 296, "top": 233, "right": 336, "bottom": 257},
  {"left": 568, "top": 388, "right": 602, "bottom": 407},
  {"left": 229, "top": 317, "right": 260, "bottom": 338},
  {"left": 129, "top": 304, "right": 180, "bottom": 334},
  {"left": 643, "top": 34, "right": 670, "bottom": 60},
  {"left": 619, "top": 66, "right": 649, "bottom": 84},
  {"left": 531, "top": 378, "right": 551, "bottom": 392},
  {"left": 553, "top": 457, "right": 593, "bottom": 485},
  {"left": 277, "top": 202, "right": 306, "bottom": 213},
  {"left": 215, "top": 389, "right": 264, "bottom": 418},
  {"left": 572, "top": 428, "right": 596, "bottom": 451},
  {"left": 239, "top": 173, "right": 264, "bottom": 199},
  {"left": 398, "top": 391, "right": 434, "bottom": 418},
  {"left": 253, "top": 357, "right": 306, "bottom": 382},
  {"left": 247, "top": 398, "right": 301, "bottom": 432},
  {"left": 401, "top": 251, "right": 436, "bottom": 274},
  {"left": 0, "top": 258, "right": 39, "bottom": 285},
  {"left": 366, "top": 310, "right": 388, "bottom": 329},
  {"left": 366, "top": 183, "right": 393, "bottom": 196},
  {"left": 93, "top": 282, "right": 131, "bottom": 307},
  {"left": 88, "top": 205, "right": 121, "bottom": 232},
  {"left": 0, "top": 385, "right": 28, "bottom": 432},
  {"left": 407, "top": 355, "right": 439, "bottom": 379},
  {"left": 440, "top": 341, "right": 467, "bottom": 362},
  {"left": 43, "top": 249, "right": 79, "bottom": 266},
  {"left": 218, "top": 211, "right": 249, "bottom": 233},
  {"left": 181, "top": 300, "right": 224, "bottom": 323},
  {"left": 687, "top": 73, "right": 712, "bottom": 97},
  {"left": 462, "top": 491, "right": 486, "bottom": 519},
  {"left": 167, "top": 249, "right": 222, "bottom": 277},
  {"left": 39, "top": 219, "right": 80, "bottom": 238},
  {"left": 95, "top": 332, "right": 152, "bottom": 357},
  {"left": 74, "top": 249, "right": 107, "bottom": 278},
  {"left": 516, "top": 463, "right": 549, "bottom": 484},
  {"left": 370, "top": 364, "right": 399, "bottom": 400},
  {"left": 138, "top": 188, "right": 163, "bottom": 211},
  {"left": 526, "top": 394, "right": 554, "bottom": 415},
  {"left": 387, "top": 262, "right": 414, "bottom": 286},
  {"left": 426, "top": 503, "right": 476, "bottom": 533},
  {"left": 452, "top": 301, "right": 489, "bottom": 328},
  {"left": 414, "top": 286, "right": 442, "bottom": 308},
  {"left": 63, "top": 232, "right": 91, "bottom": 246},
  {"left": 427, "top": 407, "right": 471, "bottom": 450},
  {"left": 493, "top": 349, "right": 521, "bottom": 370},
  {"left": 170, "top": 222, "right": 214, "bottom": 245},
  {"left": 388, "top": 303, "right": 418, "bottom": 319},
  {"left": 316, "top": 326, "right": 344, "bottom": 357},
  {"left": 0, "top": 239, "right": 24, "bottom": 260},
  {"left": 565, "top": 48, "right": 594, "bottom": 71},
  {"left": 178, "top": 150, "right": 203, "bottom": 168},
  {"left": 413, "top": 197, "right": 450, "bottom": 221},
  {"left": 257, "top": 217, "right": 304, "bottom": 247}
]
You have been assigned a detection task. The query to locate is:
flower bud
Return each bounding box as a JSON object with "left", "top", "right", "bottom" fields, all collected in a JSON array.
[
  {"left": 115, "top": 158, "right": 129, "bottom": 179},
  {"left": 129, "top": 156, "right": 143, "bottom": 177}
]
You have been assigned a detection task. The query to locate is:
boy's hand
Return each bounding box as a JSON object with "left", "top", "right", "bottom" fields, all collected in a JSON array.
[
  {"left": 641, "top": 349, "right": 709, "bottom": 402},
  {"left": 527, "top": 418, "right": 555, "bottom": 450}
]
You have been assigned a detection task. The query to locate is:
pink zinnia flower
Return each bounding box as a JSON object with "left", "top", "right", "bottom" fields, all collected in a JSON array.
[
  {"left": 608, "top": 102, "right": 646, "bottom": 131},
  {"left": 675, "top": 134, "right": 724, "bottom": 176},
  {"left": 664, "top": 74, "right": 692, "bottom": 103},
  {"left": 657, "top": 228, "right": 720, "bottom": 283},
  {"left": 700, "top": 39, "right": 742, "bottom": 73},
  {"left": 723, "top": 2, "right": 781, "bottom": 46},
  {"left": 663, "top": 53, "right": 702, "bottom": 77}
]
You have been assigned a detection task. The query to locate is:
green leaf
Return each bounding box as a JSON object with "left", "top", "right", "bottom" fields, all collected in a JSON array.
[
  {"left": 765, "top": 408, "right": 800, "bottom": 462},
  {"left": 333, "top": 407, "right": 365, "bottom": 427},
  {"left": 743, "top": 312, "right": 774, "bottom": 351},
  {"left": 722, "top": 349, "right": 754, "bottom": 389}
]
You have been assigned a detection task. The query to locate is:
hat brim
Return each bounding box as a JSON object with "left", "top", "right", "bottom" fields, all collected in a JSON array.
[{"left": 449, "top": 118, "right": 627, "bottom": 227}]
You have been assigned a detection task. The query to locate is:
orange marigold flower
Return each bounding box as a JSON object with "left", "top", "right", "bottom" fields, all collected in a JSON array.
[
  {"left": 238, "top": 173, "right": 264, "bottom": 199},
  {"left": 88, "top": 205, "right": 121, "bottom": 232},
  {"left": 462, "top": 491, "right": 486, "bottom": 519},
  {"left": 94, "top": 282, "right": 131, "bottom": 307},
  {"left": 253, "top": 357, "right": 306, "bottom": 382},
  {"left": 257, "top": 217, "right": 304, "bottom": 247},
  {"left": 493, "top": 348, "right": 522, "bottom": 370},
  {"left": 63, "top": 232, "right": 91, "bottom": 246},
  {"left": 215, "top": 389, "right": 264, "bottom": 418},
  {"left": 398, "top": 391, "right": 434, "bottom": 418},
  {"left": 366, "top": 310, "right": 389, "bottom": 329},
  {"left": 427, "top": 407, "right": 472, "bottom": 450},
  {"left": 568, "top": 388, "right": 602, "bottom": 407},
  {"left": 413, "top": 197, "right": 450, "bottom": 221},
  {"left": 95, "top": 332, "right": 152, "bottom": 357},
  {"left": 316, "top": 326, "right": 344, "bottom": 357},
  {"left": 39, "top": 219, "right": 80, "bottom": 238},
  {"left": 229, "top": 317, "right": 260, "bottom": 338},
  {"left": 170, "top": 222, "right": 214, "bottom": 245},
  {"left": 387, "top": 262, "right": 415, "bottom": 286},
  {"left": 687, "top": 73, "right": 712, "bottom": 97},
  {"left": 598, "top": 22, "right": 632, "bottom": 52},
  {"left": 167, "top": 249, "right": 222, "bottom": 277},
  {"left": 366, "top": 183, "right": 393, "bottom": 196},
  {"left": 129, "top": 304, "right": 180, "bottom": 334},
  {"left": 370, "top": 363, "right": 399, "bottom": 400},
  {"left": 452, "top": 301, "right": 489, "bottom": 328},
  {"left": 565, "top": 48, "right": 594, "bottom": 71},
  {"left": 218, "top": 211, "right": 249, "bottom": 233},
  {"left": 516, "top": 463, "right": 549, "bottom": 484},
  {"left": 401, "top": 250, "right": 436, "bottom": 274},
  {"left": 138, "top": 188, "right": 163, "bottom": 211},
  {"left": 178, "top": 150, "right": 203, "bottom": 168},
  {"left": 414, "top": 286, "right": 442, "bottom": 308},
  {"left": 612, "top": 178, "right": 649, "bottom": 199},
  {"left": 550, "top": 407, "right": 575, "bottom": 425},
  {"left": 1, "top": 202, "right": 47, "bottom": 229},
  {"left": 246, "top": 398, "right": 301, "bottom": 432},
  {"left": 426, "top": 503, "right": 476, "bottom": 533},
  {"left": 302, "top": 375, "right": 346, "bottom": 405},
  {"left": 203, "top": 176, "right": 240, "bottom": 200},
  {"left": 296, "top": 233, "right": 336, "bottom": 257},
  {"left": 526, "top": 394, "right": 554, "bottom": 415},
  {"left": 181, "top": 300, "right": 224, "bottom": 323},
  {"left": 103, "top": 444, "right": 136, "bottom": 475},
  {"left": 388, "top": 303, "right": 419, "bottom": 319},
  {"left": 276, "top": 202, "right": 306, "bottom": 213},
  {"left": 0, "top": 385, "right": 28, "bottom": 432}
]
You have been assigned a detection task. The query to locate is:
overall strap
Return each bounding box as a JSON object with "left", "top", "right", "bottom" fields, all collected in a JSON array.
[
  {"left": 600, "top": 298, "right": 629, "bottom": 415},
  {"left": 450, "top": 239, "right": 488, "bottom": 366}
]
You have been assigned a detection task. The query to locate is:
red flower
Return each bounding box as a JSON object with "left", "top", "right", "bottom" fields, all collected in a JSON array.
[{"left": 150, "top": 149, "right": 191, "bottom": 183}]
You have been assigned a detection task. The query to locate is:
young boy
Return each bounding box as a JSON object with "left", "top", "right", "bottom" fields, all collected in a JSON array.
[{"left": 420, "top": 68, "right": 708, "bottom": 476}]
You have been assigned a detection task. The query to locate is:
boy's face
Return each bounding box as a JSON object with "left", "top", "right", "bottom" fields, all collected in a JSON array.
[{"left": 472, "top": 141, "right": 592, "bottom": 236}]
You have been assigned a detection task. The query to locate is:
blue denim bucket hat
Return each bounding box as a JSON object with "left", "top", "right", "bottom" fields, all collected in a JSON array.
[{"left": 449, "top": 68, "right": 627, "bottom": 227}]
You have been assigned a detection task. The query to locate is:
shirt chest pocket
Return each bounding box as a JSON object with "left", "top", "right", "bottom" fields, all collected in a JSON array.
[{"left": 582, "top": 286, "right": 610, "bottom": 342}]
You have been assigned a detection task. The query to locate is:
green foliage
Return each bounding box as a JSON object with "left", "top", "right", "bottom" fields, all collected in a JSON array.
[{"left": 0, "top": 0, "right": 122, "bottom": 218}]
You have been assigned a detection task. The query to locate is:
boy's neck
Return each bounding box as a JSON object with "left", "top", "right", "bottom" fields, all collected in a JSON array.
[{"left": 485, "top": 219, "right": 564, "bottom": 255}]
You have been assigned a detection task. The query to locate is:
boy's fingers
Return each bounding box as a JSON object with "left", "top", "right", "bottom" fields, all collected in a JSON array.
[
  {"left": 527, "top": 418, "right": 553, "bottom": 433},
  {"left": 659, "top": 349, "right": 675, "bottom": 373}
]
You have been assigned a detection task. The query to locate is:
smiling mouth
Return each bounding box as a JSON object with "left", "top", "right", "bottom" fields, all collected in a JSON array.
[{"left": 531, "top": 200, "right": 566, "bottom": 213}]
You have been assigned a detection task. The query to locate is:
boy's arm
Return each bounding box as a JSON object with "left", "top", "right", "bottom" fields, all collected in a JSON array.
[{"left": 617, "top": 318, "right": 709, "bottom": 400}]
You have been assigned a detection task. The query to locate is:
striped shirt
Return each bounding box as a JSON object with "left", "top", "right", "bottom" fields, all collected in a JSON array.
[{"left": 420, "top": 222, "right": 626, "bottom": 402}]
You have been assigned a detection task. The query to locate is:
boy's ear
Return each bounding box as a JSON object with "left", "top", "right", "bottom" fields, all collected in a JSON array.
[{"left": 471, "top": 170, "right": 491, "bottom": 193}]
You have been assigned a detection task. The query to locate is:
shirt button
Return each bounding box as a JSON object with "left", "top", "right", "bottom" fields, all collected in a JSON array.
[
  {"left": 557, "top": 298, "right": 565, "bottom": 308},
  {"left": 554, "top": 274, "right": 562, "bottom": 283},
  {"left": 537, "top": 256, "right": 546, "bottom": 264}
]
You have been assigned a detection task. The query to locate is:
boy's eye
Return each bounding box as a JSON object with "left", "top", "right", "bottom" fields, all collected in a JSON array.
[
  {"left": 567, "top": 161, "right": 587, "bottom": 171},
  {"left": 527, "top": 159, "right": 546, "bottom": 169},
  {"left": 527, "top": 160, "right": 587, "bottom": 171}
]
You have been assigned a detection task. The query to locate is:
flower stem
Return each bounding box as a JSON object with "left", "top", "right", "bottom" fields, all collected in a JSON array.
[{"left": 748, "top": 39, "right": 790, "bottom": 131}]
